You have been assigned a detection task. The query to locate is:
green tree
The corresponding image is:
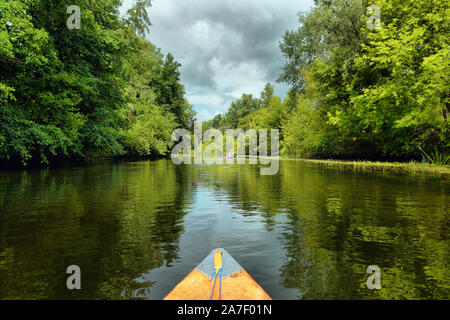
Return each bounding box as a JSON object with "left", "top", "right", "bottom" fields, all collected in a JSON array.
[
  {"left": 278, "top": 0, "right": 449, "bottom": 160},
  {"left": 0, "top": 0, "right": 194, "bottom": 165},
  {"left": 118, "top": 34, "right": 177, "bottom": 156},
  {"left": 260, "top": 83, "right": 274, "bottom": 108},
  {"left": 223, "top": 94, "right": 261, "bottom": 128},
  {"left": 278, "top": 0, "right": 367, "bottom": 94}
]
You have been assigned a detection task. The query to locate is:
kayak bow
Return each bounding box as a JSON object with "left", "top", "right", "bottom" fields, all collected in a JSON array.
[{"left": 163, "top": 248, "right": 271, "bottom": 300}]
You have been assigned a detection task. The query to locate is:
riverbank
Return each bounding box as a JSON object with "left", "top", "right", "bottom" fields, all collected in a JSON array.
[
  {"left": 280, "top": 156, "right": 450, "bottom": 178},
  {"left": 2, "top": 154, "right": 449, "bottom": 179}
]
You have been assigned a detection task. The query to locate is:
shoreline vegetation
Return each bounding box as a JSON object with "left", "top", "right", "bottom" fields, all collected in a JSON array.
[
  {"left": 186, "top": 153, "right": 450, "bottom": 177},
  {"left": 283, "top": 157, "right": 450, "bottom": 178}
]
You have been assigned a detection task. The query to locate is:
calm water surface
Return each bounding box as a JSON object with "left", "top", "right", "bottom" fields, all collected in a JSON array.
[{"left": 0, "top": 159, "right": 448, "bottom": 299}]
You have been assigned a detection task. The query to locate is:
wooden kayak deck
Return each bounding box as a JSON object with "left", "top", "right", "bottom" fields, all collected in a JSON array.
[{"left": 164, "top": 248, "right": 271, "bottom": 300}]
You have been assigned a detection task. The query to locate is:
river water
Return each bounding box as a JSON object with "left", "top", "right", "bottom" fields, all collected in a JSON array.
[{"left": 0, "top": 159, "right": 448, "bottom": 299}]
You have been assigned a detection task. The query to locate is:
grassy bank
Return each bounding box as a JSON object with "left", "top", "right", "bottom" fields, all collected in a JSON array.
[{"left": 281, "top": 157, "right": 450, "bottom": 178}]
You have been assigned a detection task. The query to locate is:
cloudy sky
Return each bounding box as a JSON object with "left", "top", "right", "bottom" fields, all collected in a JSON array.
[{"left": 121, "top": 0, "right": 315, "bottom": 121}]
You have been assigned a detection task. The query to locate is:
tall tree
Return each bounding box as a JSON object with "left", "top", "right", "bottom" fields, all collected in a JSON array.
[
  {"left": 148, "top": 53, "right": 195, "bottom": 129},
  {"left": 260, "top": 83, "right": 274, "bottom": 108}
]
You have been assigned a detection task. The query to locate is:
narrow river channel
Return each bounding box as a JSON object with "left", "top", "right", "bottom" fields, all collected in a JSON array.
[{"left": 0, "top": 159, "right": 448, "bottom": 299}]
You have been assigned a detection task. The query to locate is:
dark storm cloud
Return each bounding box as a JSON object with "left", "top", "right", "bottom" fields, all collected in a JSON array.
[
  {"left": 154, "top": 1, "right": 296, "bottom": 89},
  {"left": 121, "top": 0, "right": 314, "bottom": 119}
]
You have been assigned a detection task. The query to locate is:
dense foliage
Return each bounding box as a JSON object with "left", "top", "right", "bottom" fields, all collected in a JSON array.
[
  {"left": 209, "top": 0, "right": 449, "bottom": 161},
  {"left": 2, "top": 0, "right": 448, "bottom": 164},
  {"left": 0, "top": 0, "right": 194, "bottom": 165}
]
